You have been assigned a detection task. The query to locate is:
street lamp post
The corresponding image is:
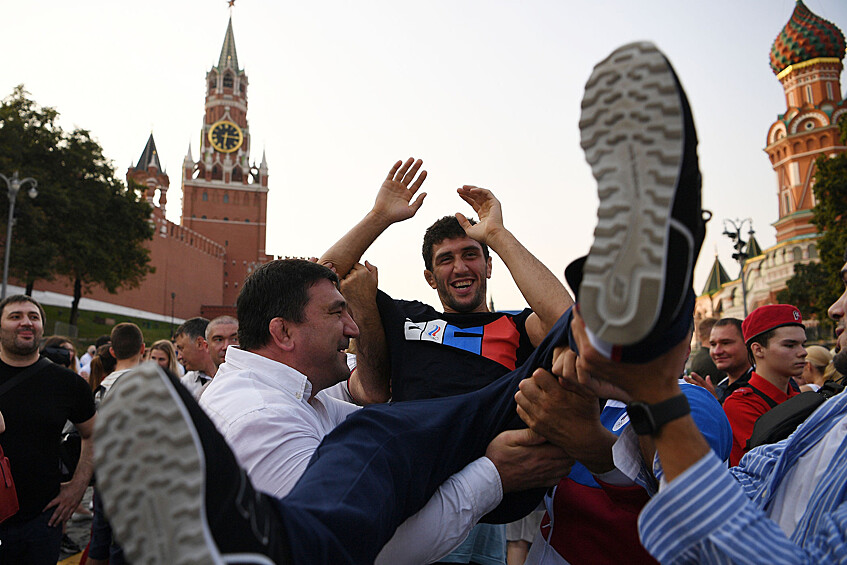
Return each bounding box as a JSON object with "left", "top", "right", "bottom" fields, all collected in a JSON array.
[
  {"left": 0, "top": 172, "right": 38, "bottom": 299},
  {"left": 722, "top": 218, "right": 755, "bottom": 318},
  {"left": 170, "top": 292, "right": 176, "bottom": 336}
]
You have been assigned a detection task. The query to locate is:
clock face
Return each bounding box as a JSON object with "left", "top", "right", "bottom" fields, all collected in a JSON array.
[{"left": 208, "top": 120, "right": 243, "bottom": 153}]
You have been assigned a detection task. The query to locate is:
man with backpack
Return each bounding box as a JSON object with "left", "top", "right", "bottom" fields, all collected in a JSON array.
[{"left": 722, "top": 304, "right": 807, "bottom": 466}]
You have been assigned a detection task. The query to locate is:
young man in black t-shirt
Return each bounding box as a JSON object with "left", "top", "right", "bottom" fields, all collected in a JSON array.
[
  {"left": 0, "top": 295, "right": 95, "bottom": 565},
  {"left": 321, "top": 162, "right": 574, "bottom": 563}
]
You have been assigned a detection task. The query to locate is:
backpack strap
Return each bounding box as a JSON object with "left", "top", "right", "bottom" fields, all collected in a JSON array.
[
  {"left": 742, "top": 383, "right": 779, "bottom": 410},
  {"left": 0, "top": 357, "right": 50, "bottom": 399}
]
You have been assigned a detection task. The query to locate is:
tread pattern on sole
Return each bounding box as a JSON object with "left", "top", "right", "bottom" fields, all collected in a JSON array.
[
  {"left": 94, "top": 364, "right": 221, "bottom": 565},
  {"left": 578, "top": 42, "right": 684, "bottom": 346}
]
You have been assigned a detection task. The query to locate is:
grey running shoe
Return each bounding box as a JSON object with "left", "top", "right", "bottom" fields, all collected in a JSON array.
[
  {"left": 577, "top": 41, "right": 706, "bottom": 347},
  {"left": 94, "top": 363, "right": 290, "bottom": 565}
]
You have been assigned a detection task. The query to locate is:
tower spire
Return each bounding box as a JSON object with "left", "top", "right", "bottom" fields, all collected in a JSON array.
[{"left": 218, "top": 16, "right": 239, "bottom": 71}]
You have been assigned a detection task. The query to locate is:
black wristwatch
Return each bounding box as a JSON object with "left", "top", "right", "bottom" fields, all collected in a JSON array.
[{"left": 626, "top": 395, "right": 690, "bottom": 436}]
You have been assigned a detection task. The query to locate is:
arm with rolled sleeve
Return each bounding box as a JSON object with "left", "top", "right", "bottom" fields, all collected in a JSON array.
[{"left": 376, "top": 457, "right": 502, "bottom": 565}]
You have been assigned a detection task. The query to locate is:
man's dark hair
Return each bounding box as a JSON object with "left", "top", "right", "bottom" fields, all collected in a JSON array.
[
  {"left": 95, "top": 334, "right": 111, "bottom": 348},
  {"left": 237, "top": 259, "right": 338, "bottom": 351},
  {"left": 0, "top": 294, "right": 46, "bottom": 324},
  {"left": 697, "top": 317, "right": 718, "bottom": 343},
  {"left": 421, "top": 216, "right": 489, "bottom": 272},
  {"left": 713, "top": 317, "right": 743, "bottom": 339},
  {"left": 111, "top": 322, "right": 144, "bottom": 360},
  {"left": 746, "top": 328, "right": 779, "bottom": 367},
  {"left": 174, "top": 317, "right": 210, "bottom": 341}
]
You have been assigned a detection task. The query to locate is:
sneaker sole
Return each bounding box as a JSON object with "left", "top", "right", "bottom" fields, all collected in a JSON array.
[
  {"left": 578, "top": 42, "right": 684, "bottom": 346},
  {"left": 94, "top": 364, "right": 224, "bottom": 565}
]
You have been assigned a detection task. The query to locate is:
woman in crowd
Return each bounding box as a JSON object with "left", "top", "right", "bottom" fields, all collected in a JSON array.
[
  {"left": 798, "top": 345, "right": 835, "bottom": 392},
  {"left": 41, "top": 336, "right": 80, "bottom": 374},
  {"left": 147, "top": 339, "right": 182, "bottom": 375}
]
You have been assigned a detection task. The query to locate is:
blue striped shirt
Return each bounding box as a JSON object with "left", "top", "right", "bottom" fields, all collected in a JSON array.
[{"left": 639, "top": 390, "right": 847, "bottom": 563}]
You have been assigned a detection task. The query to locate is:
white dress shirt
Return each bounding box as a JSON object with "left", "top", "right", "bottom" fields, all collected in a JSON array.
[
  {"left": 200, "top": 347, "right": 503, "bottom": 564},
  {"left": 180, "top": 370, "right": 212, "bottom": 400}
]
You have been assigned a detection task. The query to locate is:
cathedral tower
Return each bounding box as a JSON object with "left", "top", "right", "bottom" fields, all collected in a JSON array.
[
  {"left": 765, "top": 0, "right": 847, "bottom": 243},
  {"left": 181, "top": 17, "right": 272, "bottom": 305}
]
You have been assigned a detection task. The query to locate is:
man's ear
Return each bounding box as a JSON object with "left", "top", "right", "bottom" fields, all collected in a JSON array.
[
  {"left": 750, "top": 342, "right": 765, "bottom": 360},
  {"left": 485, "top": 256, "right": 492, "bottom": 279},
  {"left": 269, "top": 318, "right": 296, "bottom": 352},
  {"left": 195, "top": 335, "right": 209, "bottom": 352},
  {"left": 424, "top": 269, "right": 437, "bottom": 290}
]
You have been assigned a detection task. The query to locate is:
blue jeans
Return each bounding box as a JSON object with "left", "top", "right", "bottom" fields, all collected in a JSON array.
[{"left": 0, "top": 507, "right": 63, "bottom": 565}]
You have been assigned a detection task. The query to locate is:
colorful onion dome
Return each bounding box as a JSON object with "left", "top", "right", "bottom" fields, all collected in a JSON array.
[{"left": 770, "top": 0, "right": 845, "bottom": 75}]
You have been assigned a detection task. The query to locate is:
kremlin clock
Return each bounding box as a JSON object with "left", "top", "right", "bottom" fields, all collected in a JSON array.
[{"left": 208, "top": 120, "right": 243, "bottom": 153}]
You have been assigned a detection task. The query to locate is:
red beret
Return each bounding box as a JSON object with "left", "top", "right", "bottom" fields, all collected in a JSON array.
[{"left": 742, "top": 304, "right": 804, "bottom": 344}]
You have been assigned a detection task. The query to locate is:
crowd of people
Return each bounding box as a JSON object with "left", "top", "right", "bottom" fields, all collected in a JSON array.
[{"left": 0, "top": 40, "right": 846, "bottom": 565}]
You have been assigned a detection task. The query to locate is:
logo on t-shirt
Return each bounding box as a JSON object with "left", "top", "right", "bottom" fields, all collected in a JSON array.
[{"left": 403, "top": 316, "right": 521, "bottom": 370}]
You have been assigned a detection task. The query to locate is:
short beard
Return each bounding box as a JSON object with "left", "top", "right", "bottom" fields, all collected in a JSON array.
[
  {"left": 2, "top": 336, "right": 40, "bottom": 357},
  {"left": 436, "top": 277, "right": 486, "bottom": 313}
]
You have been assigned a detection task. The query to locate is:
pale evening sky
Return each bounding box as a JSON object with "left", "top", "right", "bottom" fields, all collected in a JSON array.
[{"left": 3, "top": 0, "right": 846, "bottom": 312}]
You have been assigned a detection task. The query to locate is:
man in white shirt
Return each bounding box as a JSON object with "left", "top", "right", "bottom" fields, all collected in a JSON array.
[
  {"left": 174, "top": 317, "right": 217, "bottom": 398},
  {"left": 201, "top": 259, "right": 571, "bottom": 562},
  {"left": 206, "top": 315, "right": 239, "bottom": 368},
  {"left": 94, "top": 258, "right": 573, "bottom": 565}
]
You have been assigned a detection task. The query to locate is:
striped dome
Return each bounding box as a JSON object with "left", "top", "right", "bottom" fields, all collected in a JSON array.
[{"left": 770, "top": 1, "right": 845, "bottom": 75}]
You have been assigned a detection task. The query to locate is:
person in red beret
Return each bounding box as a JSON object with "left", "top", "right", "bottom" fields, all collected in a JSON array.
[{"left": 722, "top": 304, "right": 807, "bottom": 465}]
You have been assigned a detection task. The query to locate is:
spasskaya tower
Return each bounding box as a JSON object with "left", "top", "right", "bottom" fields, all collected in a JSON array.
[{"left": 181, "top": 16, "right": 272, "bottom": 305}]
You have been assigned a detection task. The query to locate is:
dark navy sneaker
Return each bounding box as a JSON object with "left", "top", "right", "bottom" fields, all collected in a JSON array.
[
  {"left": 94, "top": 363, "right": 292, "bottom": 565},
  {"left": 576, "top": 41, "right": 707, "bottom": 349}
]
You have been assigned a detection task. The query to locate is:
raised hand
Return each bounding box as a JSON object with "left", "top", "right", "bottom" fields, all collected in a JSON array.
[
  {"left": 340, "top": 261, "right": 379, "bottom": 319},
  {"left": 455, "top": 185, "right": 504, "bottom": 245},
  {"left": 371, "top": 158, "right": 428, "bottom": 225},
  {"left": 683, "top": 371, "right": 718, "bottom": 399}
]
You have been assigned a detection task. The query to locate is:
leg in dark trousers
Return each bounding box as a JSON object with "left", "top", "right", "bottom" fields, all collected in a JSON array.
[{"left": 276, "top": 307, "right": 571, "bottom": 564}]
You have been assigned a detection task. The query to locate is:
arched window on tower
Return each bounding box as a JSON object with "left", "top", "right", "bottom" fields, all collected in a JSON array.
[
  {"left": 809, "top": 244, "right": 817, "bottom": 259},
  {"left": 223, "top": 73, "right": 234, "bottom": 88},
  {"left": 792, "top": 247, "right": 802, "bottom": 262},
  {"left": 212, "top": 165, "right": 223, "bottom": 180},
  {"left": 232, "top": 167, "right": 242, "bottom": 182},
  {"left": 223, "top": 194, "right": 230, "bottom": 204},
  {"left": 202, "top": 192, "right": 208, "bottom": 202}
]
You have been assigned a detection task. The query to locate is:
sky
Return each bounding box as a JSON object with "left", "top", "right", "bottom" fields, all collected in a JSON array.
[{"left": 3, "top": 0, "right": 847, "bottom": 311}]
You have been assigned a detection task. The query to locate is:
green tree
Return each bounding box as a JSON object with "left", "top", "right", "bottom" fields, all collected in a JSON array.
[
  {"left": 779, "top": 119, "right": 847, "bottom": 325},
  {"left": 777, "top": 261, "right": 833, "bottom": 321},
  {"left": 0, "top": 86, "right": 154, "bottom": 324},
  {"left": 0, "top": 86, "right": 63, "bottom": 290}
]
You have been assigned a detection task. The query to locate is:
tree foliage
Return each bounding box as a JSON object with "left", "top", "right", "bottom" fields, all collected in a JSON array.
[
  {"left": 778, "top": 118, "right": 847, "bottom": 325},
  {"left": 0, "top": 86, "right": 154, "bottom": 325}
]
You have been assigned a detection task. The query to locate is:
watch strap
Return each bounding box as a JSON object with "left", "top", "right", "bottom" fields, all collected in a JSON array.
[{"left": 627, "top": 394, "right": 690, "bottom": 436}]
